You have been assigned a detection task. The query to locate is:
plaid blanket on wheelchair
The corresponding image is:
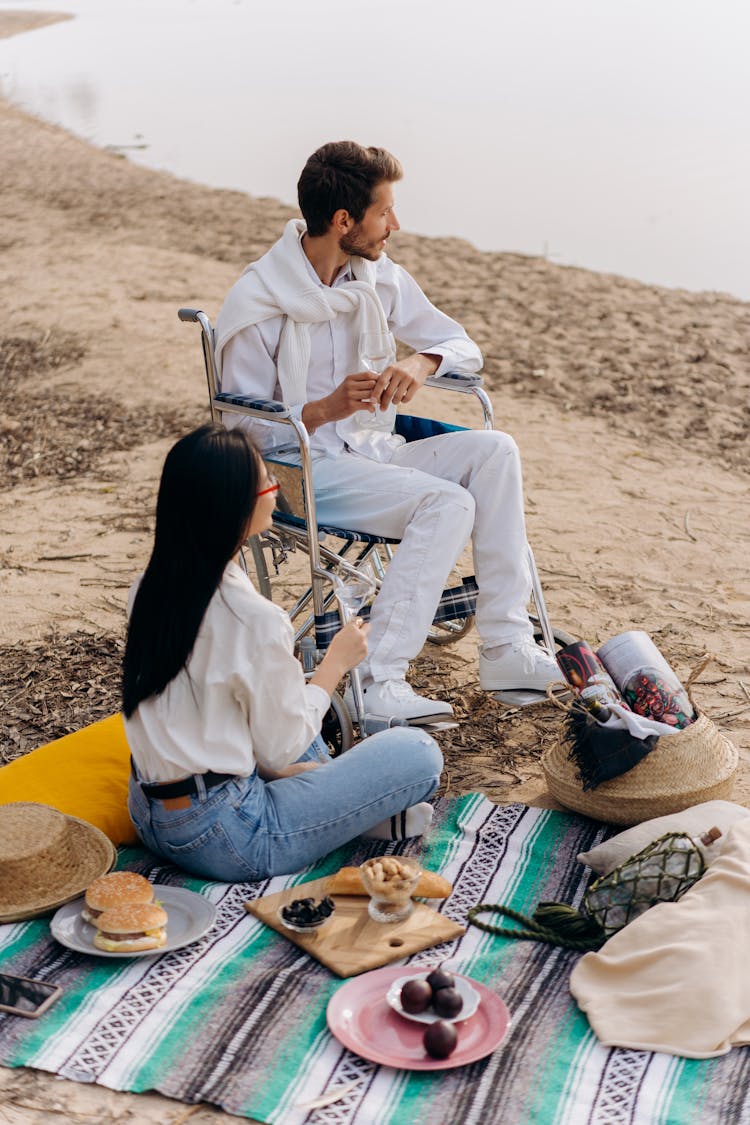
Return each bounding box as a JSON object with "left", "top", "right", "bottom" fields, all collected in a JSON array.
[{"left": 315, "top": 577, "right": 478, "bottom": 648}]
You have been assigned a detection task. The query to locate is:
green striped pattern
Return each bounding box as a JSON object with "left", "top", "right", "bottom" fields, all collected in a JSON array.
[{"left": 1, "top": 797, "right": 747, "bottom": 1124}]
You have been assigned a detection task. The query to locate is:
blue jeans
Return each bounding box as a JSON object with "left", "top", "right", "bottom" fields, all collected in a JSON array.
[{"left": 128, "top": 729, "right": 442, "bottom": 882}]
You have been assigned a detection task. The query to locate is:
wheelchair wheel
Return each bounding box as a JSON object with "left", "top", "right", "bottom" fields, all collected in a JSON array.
[
  {"left": 530, "top": 616, "right": 576, "bottom": 652},
  {"left": 427, "top": 615, "right": 475, "bottom": 645},
  {"left": 426, "top": 564, "right": 476, "bottom": 646},
  {"left": 321, "top": 690, "right": 355, "bottom": 758}
]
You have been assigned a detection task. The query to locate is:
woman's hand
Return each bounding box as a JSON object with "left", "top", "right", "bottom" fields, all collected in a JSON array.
[
  {"left": 326, "top": 619, "right": 369, "bottom": 671},
  {"left": 310, "top": 619, "right": 369, "bottom": 695}
]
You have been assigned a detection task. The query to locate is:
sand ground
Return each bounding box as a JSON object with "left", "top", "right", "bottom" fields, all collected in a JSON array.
[{"left": 1, "top": 10, "right": 749, "bottom": 1122}]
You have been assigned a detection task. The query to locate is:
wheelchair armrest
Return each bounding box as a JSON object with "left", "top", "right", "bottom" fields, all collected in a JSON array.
[
  {"left": 425, "top": 371, "right": 484, "bottom": 391},
  {"left": 214, "top": 392, "right": 291, "bottom": 418},
  {"left": 421, "top": 371, "right": 494, "bottom": 430}
]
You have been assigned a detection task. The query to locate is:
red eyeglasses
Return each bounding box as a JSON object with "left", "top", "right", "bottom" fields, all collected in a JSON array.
[{"left": 256, "top": 474, "right": 279, "bottom": 497}]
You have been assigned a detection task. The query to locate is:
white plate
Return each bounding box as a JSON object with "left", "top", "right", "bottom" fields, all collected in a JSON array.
[
  {"left": 50, "top": 885, "right": 217, "bottom": 958},
  {"left": 386, "top": 972, "right": 480, "bottom": 1024}
]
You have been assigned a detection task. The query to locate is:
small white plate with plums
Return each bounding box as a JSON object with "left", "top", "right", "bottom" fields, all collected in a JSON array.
[{"left": 386, "top": 969, "right": 480, "bottom": 1025}]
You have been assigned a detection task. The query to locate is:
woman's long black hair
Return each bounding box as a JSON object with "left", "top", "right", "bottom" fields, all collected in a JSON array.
[{"left": 122, "top": 423, "right": 261, "bottom": 717}]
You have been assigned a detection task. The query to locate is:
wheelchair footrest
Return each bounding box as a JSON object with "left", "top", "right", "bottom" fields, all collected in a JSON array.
[
  {"left": 490, "top": 688, "right": 552, "bottom": 707},
  {"left": 490, "top": 683, "right": 572, "bottom": 708},
  {"left": 413, "top": 719, "right": 459, "bottom": 731},
  {"left": 360, "top": 714, "right": 459, "bottom": 734},
  {"left": 361, "top": 715, "right": 411, "bottom": 735}
]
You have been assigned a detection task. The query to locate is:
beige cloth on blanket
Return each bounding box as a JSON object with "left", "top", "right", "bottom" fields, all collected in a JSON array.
[{"left": 570, "top": 817, "right": 750, "bottom": 1058}]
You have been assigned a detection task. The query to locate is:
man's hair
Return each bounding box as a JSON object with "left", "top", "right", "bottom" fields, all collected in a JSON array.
[{"left": 297, "top": 141, "right": 403, "bottom": 237}]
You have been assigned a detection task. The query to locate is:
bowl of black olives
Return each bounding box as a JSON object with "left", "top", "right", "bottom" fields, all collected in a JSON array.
[
  {"left": 278, "top": 896, "right": 335, "bottom": 932},
  {"left": 386, "top": 966, "right": 480, "bottom": 1025}
]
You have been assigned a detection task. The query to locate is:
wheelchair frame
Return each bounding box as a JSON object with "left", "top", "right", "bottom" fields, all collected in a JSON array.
[{"left": 179, "top": 307, "right": 568, "bottom": 742}]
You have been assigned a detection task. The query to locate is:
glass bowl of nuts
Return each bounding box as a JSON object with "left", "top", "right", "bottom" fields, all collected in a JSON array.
[{"left": 359, "top": 855, "right": 422, "bottom": 923}]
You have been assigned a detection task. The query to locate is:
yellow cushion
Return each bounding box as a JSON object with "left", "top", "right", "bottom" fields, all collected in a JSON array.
[{"left": 0, "top": 714, "right": 138, "bottom": 846}]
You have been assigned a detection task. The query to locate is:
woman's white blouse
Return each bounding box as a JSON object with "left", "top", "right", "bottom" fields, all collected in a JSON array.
[{"left": 124, "top": 561, "right": 330, "bottom": 783}]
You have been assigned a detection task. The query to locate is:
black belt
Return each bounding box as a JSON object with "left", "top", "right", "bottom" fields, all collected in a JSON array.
[{"left": 131, "top": 758, "right": 236, "bottom": 800}]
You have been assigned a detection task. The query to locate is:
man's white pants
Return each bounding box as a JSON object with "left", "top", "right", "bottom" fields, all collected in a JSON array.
[{"left": 312, "top": 429, "right": 533, "bottom": 684}]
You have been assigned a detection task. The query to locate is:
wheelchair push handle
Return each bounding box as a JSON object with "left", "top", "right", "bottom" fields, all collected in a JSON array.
[{"left": 178, "top": 307, "right": 201, "bottom": 323}]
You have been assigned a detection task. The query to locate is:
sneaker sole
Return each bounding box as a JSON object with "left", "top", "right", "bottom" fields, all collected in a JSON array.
[
  {"left": 480, "top": 677, "right": 560, "bottom": 692},
  {"left": 405, "top": 711, "right": 455, "bottom": 726},
  {"left": 411, "top": 718, "right": 459, "bottom": 731},
  {"left": 487, "top": 684, "right": 572, "bottom": 705}
]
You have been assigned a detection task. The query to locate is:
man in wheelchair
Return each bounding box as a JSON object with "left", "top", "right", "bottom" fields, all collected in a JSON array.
[{"left": 214, "top": 140, "right": 559, "bottom": 724}]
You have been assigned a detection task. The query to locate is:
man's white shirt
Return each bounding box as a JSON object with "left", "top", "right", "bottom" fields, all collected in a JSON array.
[{"left": 219, "top": 241, "right": 482, "bottom": 463}]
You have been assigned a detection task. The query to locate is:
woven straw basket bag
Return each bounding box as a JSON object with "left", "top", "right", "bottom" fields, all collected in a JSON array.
[{"left": 541, "top": 657, "right": 739, "bottom": 825}]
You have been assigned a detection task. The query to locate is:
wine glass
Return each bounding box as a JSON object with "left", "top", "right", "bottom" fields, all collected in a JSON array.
[
  {"left": 335, "top": 576, "right": 376, "bottom": 623},
  {"left": 354, "top": 331, "right": 397, "bottom": 430}
]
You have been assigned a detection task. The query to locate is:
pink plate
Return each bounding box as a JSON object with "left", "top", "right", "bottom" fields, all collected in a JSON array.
[{"left": 326, "top": 965, "right": 511, "bottom": 1070}]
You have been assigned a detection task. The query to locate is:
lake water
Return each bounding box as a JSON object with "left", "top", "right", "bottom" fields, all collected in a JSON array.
[{"left": 1, "top": 0, "right": 748, "bottom": 299}]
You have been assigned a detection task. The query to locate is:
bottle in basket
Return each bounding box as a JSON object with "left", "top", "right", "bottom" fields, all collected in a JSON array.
[
  {"left": 556, "top": 640, "right": 626, "bottom": 721},
  {"left": 597, "top": 631, "right": 695, "bottom": 728}
]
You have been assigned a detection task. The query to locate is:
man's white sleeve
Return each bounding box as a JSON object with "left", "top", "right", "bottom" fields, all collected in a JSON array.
[
  {"left": 228, "top": 611, "right": 329, "bottom": 771},
  {"left": 383, "top": 262, "right": 483, "bottom": 375}
]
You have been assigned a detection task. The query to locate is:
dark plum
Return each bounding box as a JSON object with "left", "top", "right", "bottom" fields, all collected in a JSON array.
[
  {"left": 400, "top": 978, "right": 432, "bottom": 1014},
  {"left": 423, "top": 1020, "right": 458, "bottom": 1059},
  {"left": 426, "top": 967, "right": 455, "bottom": 993},
  {"left": 432, "top": 986, "right": 463, "bottom": 1019}
]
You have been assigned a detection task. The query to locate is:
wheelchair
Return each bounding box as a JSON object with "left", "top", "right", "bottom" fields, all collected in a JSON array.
[{"left": 179, "top": 308, "right": 573, "bottom": 752}]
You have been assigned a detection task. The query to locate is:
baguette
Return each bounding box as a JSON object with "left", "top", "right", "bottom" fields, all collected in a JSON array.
[{"left": 327, "top": 865, "right": 452, "bottom": 899}]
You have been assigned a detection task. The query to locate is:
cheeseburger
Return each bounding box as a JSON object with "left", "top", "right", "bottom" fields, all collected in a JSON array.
[
  {"left": 82, "top": 871, "right": 154, "bottom": 925},
  {"left": 93, "top": 903, "right": 169, "bottom": 952}
]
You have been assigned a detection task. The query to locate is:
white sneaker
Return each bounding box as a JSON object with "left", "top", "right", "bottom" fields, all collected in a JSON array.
[
  {"left": 480, "top": 637, "right": 561, "bottom": 693},
  {"left": 350, "top": 679, "right": 454, "bottom": 725}
]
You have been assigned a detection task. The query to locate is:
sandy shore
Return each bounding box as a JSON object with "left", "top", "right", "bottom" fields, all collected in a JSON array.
[{"left": 1, "top": 9, "right": 749, "bottom": 1122}]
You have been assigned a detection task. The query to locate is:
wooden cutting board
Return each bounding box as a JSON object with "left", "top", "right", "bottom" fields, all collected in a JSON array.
[{"left": 244, "top": 876, "right": 465, "bottom": 978}]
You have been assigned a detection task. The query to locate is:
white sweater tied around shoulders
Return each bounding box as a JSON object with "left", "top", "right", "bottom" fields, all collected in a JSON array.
[{"left": 214, "top": 219, "right": 390, "bottom": 407}]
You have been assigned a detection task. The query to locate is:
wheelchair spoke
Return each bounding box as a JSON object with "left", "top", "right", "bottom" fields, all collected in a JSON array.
[{"left": 427, "top": 615, "right": 475, "bottom": 645}]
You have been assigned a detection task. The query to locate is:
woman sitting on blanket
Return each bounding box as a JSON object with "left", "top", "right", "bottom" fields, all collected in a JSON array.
[{"left": 122, "top": 423, "right": 442, "bottom": 882}]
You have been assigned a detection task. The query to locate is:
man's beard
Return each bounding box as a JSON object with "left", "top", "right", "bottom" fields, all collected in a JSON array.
[{"left": 339, "top": 228, "right": 385, "bottom": 261}]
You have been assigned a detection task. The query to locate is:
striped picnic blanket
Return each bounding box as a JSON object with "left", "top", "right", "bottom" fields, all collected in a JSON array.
[{"left": 1, "top": 795, "right": 748, "bottom": 1124}]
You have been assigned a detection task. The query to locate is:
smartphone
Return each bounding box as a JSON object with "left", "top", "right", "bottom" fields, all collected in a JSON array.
[{"left": 0, "top": 972, "right": 62, "bottom": 1018}]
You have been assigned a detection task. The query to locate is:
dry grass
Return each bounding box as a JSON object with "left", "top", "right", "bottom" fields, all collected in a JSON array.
[
  {"left": 0, "top": 328, "right": 197, "bottom": 488},
  {"left": 409, "top": 651, "right": 562, "bottom": 804},
  {"left": 0, "top": 631, "right": 122, "bottom": 761}
]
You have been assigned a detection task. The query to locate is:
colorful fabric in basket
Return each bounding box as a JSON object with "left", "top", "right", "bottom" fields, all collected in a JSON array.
[{"left": 1, "top": 797, "right": 747, "bottom": 1124}]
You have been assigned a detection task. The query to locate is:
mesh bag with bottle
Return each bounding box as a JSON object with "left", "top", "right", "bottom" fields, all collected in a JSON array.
[{"left": 467, "top": 827, "right": 722, "bottom": 950}]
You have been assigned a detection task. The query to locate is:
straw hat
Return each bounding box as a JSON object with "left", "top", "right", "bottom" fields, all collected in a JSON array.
[
  {"left": 542, "top": 711, "right": 739, "bottom": 825},
  {"left": 0, "top": 803, "right": 116, "bottom": 923}
]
